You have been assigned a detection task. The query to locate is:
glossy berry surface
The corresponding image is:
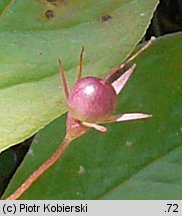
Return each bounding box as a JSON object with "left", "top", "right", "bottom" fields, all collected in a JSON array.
[{"left": 67, "top": 77, "right": 118, "bottom": 123}]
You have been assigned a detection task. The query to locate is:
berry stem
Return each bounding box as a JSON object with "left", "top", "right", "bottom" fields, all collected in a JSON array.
[{"left": 6, "top": 136, "right": 72, "bottom": 200}]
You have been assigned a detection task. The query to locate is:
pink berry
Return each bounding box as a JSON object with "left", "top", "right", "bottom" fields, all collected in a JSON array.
[{"left": 67, "top": 77, "right": 118, "bottom": 123}]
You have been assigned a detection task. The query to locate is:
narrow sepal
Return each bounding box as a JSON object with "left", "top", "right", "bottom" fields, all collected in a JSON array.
[
  {"left": 103, "top": 113, "right": 152, "bottom": 123},
  {"left": 112, "top": 64, "right": 136, "bottom": 94}
]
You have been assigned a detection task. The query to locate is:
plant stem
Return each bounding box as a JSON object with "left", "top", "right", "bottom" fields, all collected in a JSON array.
[{"left": 6, "top": 137, "right": 72, "bottom": 200}]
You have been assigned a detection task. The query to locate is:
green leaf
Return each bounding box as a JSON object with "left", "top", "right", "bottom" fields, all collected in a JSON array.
[
  {"left": 103, "top": 146, "right": 182, "bottom": 199},
  {"left": 3, "top": 33, "right": 182, "bottom": 199},
  {"left": 0, "top": 0, "right": 159, "bottom": 152}
]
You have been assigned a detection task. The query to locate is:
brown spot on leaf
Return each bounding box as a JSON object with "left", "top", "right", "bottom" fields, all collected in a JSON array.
[
  {"left": 101, "top": 15, "right": 112, "bottom": 22},
  {"left": 45, "top": 9, "right": 54, "bottom": 19},
  {"left": 46, "top": 0, "right": 60, "bottom": 2},
  {"left": 46, "top": 0, "right": 64, "bottom": 6}
]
